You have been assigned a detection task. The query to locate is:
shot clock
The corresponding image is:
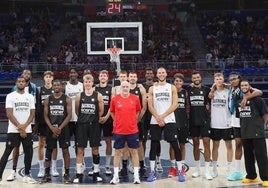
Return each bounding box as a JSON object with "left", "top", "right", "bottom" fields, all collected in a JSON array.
[{"left": 106, "top": 0, "right": 122, "bottom": 15}]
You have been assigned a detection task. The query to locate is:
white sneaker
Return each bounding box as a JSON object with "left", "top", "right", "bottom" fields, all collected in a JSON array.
[
  {"left": 110, "top": 176, "right": 119, "bottom": 184},
  {"left": 192, "top": 169, "right": 201, "bottom": 178},
  {"left": 38, "top": 168, "right": 45, "bottom": 178},
  {"left": 156, "top": 162, "right": 163, "bottom": 172},
  {"left": 105, "top": 167, "right": 112, "bottom": 175},
  {"left": 7, "top": 170, "right": 16, "bottom": 181},
  {"left": 51, "top": 167, "right": 59, "bottom": 177},
  {"left": 88, "top": 166, "right": 94, "bottom": 176},
  {"left": 22, "top": 175, "right": 36, "bottom": 184},
  {"left": 205, "top": 171, "right": 213, "bottom": 180},
  {"left": 133, "top": 176, "right": 141, "bottom": 184}
]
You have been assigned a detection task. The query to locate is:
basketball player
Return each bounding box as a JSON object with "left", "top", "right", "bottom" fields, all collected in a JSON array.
[
  {"left": 128, "top": 71, "right": 148, "bottom": 178},
  {"left": 147, "top": 67, "right": 185, "bottom": 183},
  {"left": 187, "top": 71, "right": 212, "bottom": 180},
  {"left": 36, "top": 71, "right": 59, "bottom": 178},
  {"left": 142, "top": 68, "right": 163, "bottom": 173},
  {"left": 41, "top": 80, "right": 72, "bottom": 184},
  {"left": 110, "top": 81, "right": 141, "bottom": 184},
  {"left": 73, "top": 74, "right": 104, "bottom": 183},
  {"left": 236, "top": 80, "right": 268, "bottom": 187},
  {"left": 64, "top": 67, "right": 83, "bottom": 169},
  {"left": 0, "top": 76, "right": 36, "bottom": 184},
  {"left": 168, "top": 73, "right": 190, "bottom": 178},
  {"left": 94, "top": 70, "right": 114, "bottom": 175},
  {"left": 7, "top": 69, "right": 38, "bottom": 182},
  {"left": 209, "top": 73, "right": 233, "bottom": 178}
]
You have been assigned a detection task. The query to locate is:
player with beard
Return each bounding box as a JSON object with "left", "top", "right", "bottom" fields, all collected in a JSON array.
[
  {"left": 94, "top": 70, "right": 114, "bottom": 175},
  {"left": 147, "top": 67, "right": 184, "bottom": 183},
  {"left": 235, "top": 80, "right": 268, "bottom": 187},
  {"left": 142, "top": 68, "right": 163, "bottom": 173},
  {"left": 7, "top": 69, "right": 38, "bottom": 182},
  {"left": 40, "top": 80, "right": 72, "bottom": 184},
  {"left": 187, "top": 71, "right": 212, "bottom": 180},
  {"left": 0, "top": 76, "right": 36, "bottom": 184},
  {"left": 128, "top": 71, "right": 147, "bottom": 178}
]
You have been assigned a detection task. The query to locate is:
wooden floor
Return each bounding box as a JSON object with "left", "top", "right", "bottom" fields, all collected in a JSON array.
[{"left": 0, "top": 139, "right": 267, "bottom": 188}]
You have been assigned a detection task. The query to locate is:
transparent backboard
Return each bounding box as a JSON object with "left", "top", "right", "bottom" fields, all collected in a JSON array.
[{"left": 87, "top": 22, "right": 142, "bottom": 55}]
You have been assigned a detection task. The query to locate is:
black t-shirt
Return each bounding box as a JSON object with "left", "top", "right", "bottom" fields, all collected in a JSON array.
[
  {"left": 187, "top": 85, "right": 211, "bottom": 126},
  {"left": 48, "top": 94, "right": 67, "bottom": 126},
  {"left": 94, "top": 85, "right": 112, "bottom": 117},
  {"left": 236, "top": 97, "right": 268, "bottom": 139},
  {"left": 175, "top": 89, "right": 188, "bottom": 128},
  {"left": 77, "top": 91, "right": 99, "bottom": 124}
]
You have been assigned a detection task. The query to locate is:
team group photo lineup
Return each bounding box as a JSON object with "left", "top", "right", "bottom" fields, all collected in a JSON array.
[{"left": 0, "top": 0, "right": 268, "bottom": 187}]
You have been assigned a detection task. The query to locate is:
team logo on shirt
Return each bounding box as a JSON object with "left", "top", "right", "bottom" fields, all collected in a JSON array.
[
  {"left": 200, "top": 91, "right": 203, "bottom": 94},
  {"left": 106, "top": 91, "right": 109, "bottom": 94},
  {"left": 60, "top": 100, "right": 63, "bottom": 103},
  {"left": 92, "top": 98, "right": 95, "bottom": 102}
]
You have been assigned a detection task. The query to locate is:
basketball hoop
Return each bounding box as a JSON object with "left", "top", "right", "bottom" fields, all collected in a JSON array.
[{"left": 106, "top": 47, "right": 122, "bottom": 76}]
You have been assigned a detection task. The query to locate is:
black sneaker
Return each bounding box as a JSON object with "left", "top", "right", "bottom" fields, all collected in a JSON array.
[
  {"left": 119, "top": 168, "right": 128, "bottom": 178},
  {"left": 93, "top": 172, "right": 102, "bottom": 182},
  {"left": 39, "top": 174, "right": 51, "bottom": 184},
  {"left": 73, "top": 173, "right": 83, "bottom": 184},
  {"left": 139, "top": 167, "right": 148, "bottom": 178},
  {"left": 63, "top": 174, "right": 71, "bottom": 184}
]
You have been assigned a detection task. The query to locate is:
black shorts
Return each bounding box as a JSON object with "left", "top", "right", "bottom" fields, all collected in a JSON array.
[
  {"left": 189, "top": 121, "right": 211, "bottom": 138},
  {"left": 178, "top": 125, "right": 189, "bottom": 144},
  {"left": 68, "top": 121, "right": 77, "bottom": 138},
  {"left": 100, "top": 118, "right": 113, "bottom": 137},
  {"left": 46, "top": 126, "right": 70, "bottom": 149},
  {"left": 76, "top": 123, "right": 101, "bottom": 148},
  {"left": 38, "top": 122, "right": 48, "bottom": 137},
  {"left": 210, "top": 128, "right": 234, "bottom": 141},
  {"left": 150, "top": 123, "right": 178, "bottom": 142},
  {"left": 233, "top": 127, "right": 241, "bottom": 138},
  {"left": 6, "top": 133, "right": 33, "bottom": 147},
  {"left": 138, "top": 122, "right": 146, "bottom": 141},
  {"left": 113, "top": 133, "right": 139, "bottom": 149}
]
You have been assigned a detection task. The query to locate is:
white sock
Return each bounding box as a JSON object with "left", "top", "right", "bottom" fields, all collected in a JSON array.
[
  {"left": 195, "top": 160, "right": 200, "bottom": 169},
  {"left": 39, "top": 160, "right": 44, "bottom": 169},
  {"left": 176, "top": 161, "right": 182, "bottom": 171},
  {"left": 134, "top": 167, "right": 139, "bottom": 178},
  {"left": 76, "top": 163, "right": 83, "bottom": 174},
  {"left": 93, "top": 163, "right": 100, "bottom": 173},
  {"left": 235, "top": 160, "right": 241, "bottom": 171},
  {"left": 106, "top": 155, "right": 112, "bottom": 168},
  {"left": 205, "top": 162, "right": 210, "bottom": 172},
  {"left": 114, "top": 167, "right": 119, "bottom": 178},
  {"left": 52, "top": 160, "right": 57, "bottom": 168},
  {"left": 170, "top": 160, "right": 176, "bottom": 167},
  {"left": 213, "top": 161, "right": 217, "bottom": 168},
  {"left": 227, "top": 161, "right": 232, "bottom": 172},
  {"left": 150, "top": 160, "right": 156, "bottom": 172},
  {"left": 156, "top": 156, "right": 160, "bottom": 163}
]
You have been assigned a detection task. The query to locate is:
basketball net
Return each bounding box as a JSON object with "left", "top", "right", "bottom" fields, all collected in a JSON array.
[{"left": 106, "top": 47, "right": 122, "bottom": 76}]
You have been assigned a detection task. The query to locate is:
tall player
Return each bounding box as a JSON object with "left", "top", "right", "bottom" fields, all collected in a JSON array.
[
  {"left": 65, "top": 67, "right": 83, "bottom": 154},
  {"left": 128, "top": 71, "right": 147, "bottom": 177},
  {"left": 94, "top": 70, "right": 114, "bottom": 175}
]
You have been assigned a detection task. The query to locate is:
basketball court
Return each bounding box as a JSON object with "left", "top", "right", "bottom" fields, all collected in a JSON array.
[{"left": 0, "top": 138, "right": 267, "bottom": 187}]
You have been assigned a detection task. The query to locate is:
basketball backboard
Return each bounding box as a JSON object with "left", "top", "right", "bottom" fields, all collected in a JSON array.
[{"left": 86, "top": 22, "right": 142, "bottom": 55}]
